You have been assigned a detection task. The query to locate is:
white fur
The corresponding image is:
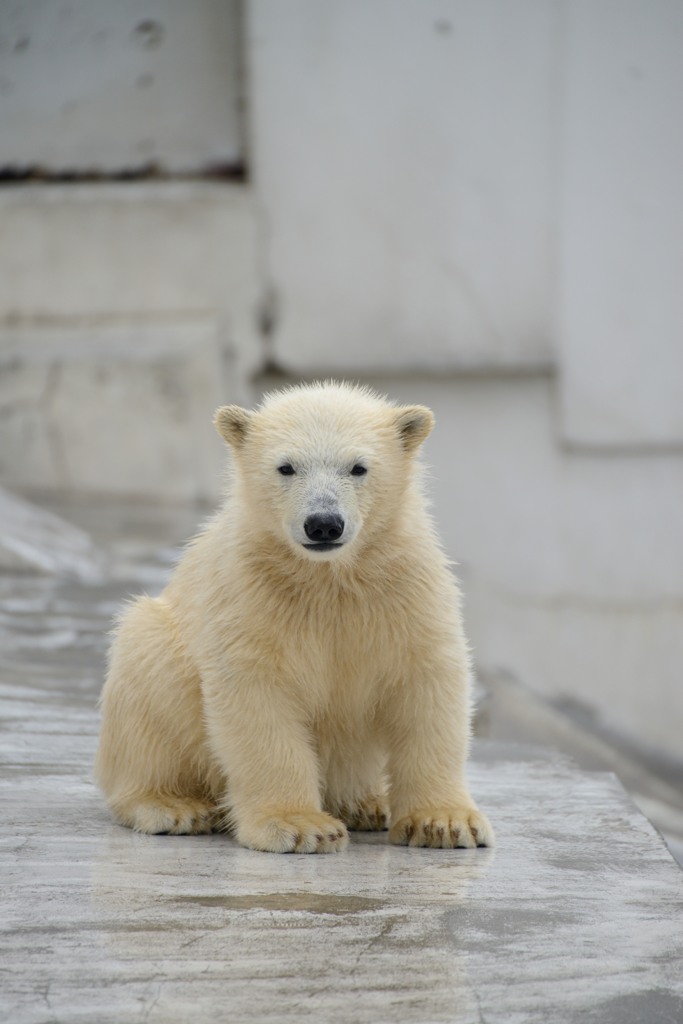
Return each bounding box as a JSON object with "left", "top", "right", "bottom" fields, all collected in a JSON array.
[{"left": 95, "top": 382, "right": 494, "bottom": 853}]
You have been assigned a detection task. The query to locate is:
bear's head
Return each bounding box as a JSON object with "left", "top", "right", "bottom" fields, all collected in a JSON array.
[{"left": 214, "top": 382, "right": 434, "bottom": 563}]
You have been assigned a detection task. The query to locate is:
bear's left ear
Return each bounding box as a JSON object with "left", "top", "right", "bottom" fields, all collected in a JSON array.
[
  {"left": 214, "top": 405, "right": 253, "bottom": 448},
  {"left": 392, "top": 405, "right": 435, "bottom": 452}
]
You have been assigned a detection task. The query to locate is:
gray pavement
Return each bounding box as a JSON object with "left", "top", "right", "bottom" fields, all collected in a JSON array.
[{"left": 2, "top": 499, "right": 683, "bottom": 1023}]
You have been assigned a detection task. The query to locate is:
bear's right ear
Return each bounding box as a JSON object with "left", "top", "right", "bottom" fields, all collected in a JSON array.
[{"left": 214, "top": 405, "right": 253, "bottom": 448}]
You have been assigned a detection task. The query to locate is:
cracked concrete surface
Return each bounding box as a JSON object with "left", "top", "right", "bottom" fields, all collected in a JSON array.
[{"left": 1, "top": 500, "right": 682, "bottom": 1023}]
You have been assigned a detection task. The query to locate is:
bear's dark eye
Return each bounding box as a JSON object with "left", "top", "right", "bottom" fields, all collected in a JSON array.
[
  {"left": 350, "top": 464, "right": 367, "bottom": 476},
  {"left": 277, "top": 464, "right": 296, "bottom": 476}
]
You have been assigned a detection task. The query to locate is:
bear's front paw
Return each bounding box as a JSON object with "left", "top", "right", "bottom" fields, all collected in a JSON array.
[
  {"left": 337, "top": 794, "right": 389, "bottom": 831},
  {"left": 389, "top": 805, "right": 494, "bottom": 849},
  {"left": 236, "top": 809, "right": 349, "bottom": 854}
]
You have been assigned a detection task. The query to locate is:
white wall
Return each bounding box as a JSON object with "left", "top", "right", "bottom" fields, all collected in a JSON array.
[
  {"left": 0, "top": 2, "right": 255, "bottom": 499},
  {"left": 1, "top": 1, "right": 682, "bottom": 763},
  {"left": 0, "top": 0, "right": 243, "bottom": 174},
  {"left": 249, "top": 0, "right": 558, "bottom": 373},
  {"left": 0, "top": 183, "right": 260, "bottom": 500},
  {"left": 557, "top": 0, "right": 683, "bottom": 447}
]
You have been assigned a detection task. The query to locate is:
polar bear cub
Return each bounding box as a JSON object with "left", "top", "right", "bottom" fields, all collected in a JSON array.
[{"left": 95, "top": 382, "right": 493, "bottom": 853}]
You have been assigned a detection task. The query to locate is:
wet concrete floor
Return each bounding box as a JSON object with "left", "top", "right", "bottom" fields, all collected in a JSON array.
[{"left": 2, "top": 500, "right": 683, "bottom": 1023}]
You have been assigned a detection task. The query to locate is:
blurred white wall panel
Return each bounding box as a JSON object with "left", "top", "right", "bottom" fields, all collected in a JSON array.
[
  {"left": 249, "top": 0, "right": 559, "bottom": 373},
  {"left": 0, "top": 183, "right": 258, "bottom": 331},
  {"left": 0, "top": 183, "right": 260, "bottom": 501},
  {"left": 0, "top": 322, "right": 227, "bottom": 501},
  {"left": 0, "top": 0, "right": 243, "bottom": 174},
  {"left": 557, "top": 0, "right": 683, "bottom": 448}
]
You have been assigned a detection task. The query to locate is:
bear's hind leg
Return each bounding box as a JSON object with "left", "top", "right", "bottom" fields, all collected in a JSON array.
[
  {"left": 109, "top": 793, "right": 217, "bottom": 835},
  {"left": 336, "top": 792, "right": 389, "bottom": 832},
  {"left": 96, "top": 596, "right": 220, "bottom": 834},
  {"left": 322, "top": 735, "right": 389, "bottom": 831}
]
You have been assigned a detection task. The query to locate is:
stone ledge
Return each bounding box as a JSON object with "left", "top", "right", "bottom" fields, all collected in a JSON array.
[
  {"left": 0, "top": 321, "right": 229, "bottom": 500},
  {"left": 0, "top": 183, "right": 259, "bottom": 351},
  {"left": 1, "top": 519, "right": 681, "bottom": 1023}
]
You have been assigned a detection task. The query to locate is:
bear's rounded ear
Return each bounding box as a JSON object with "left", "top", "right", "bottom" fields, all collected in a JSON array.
[
  {"left": 392, "top": 405, "right": 435, "bottom": 452},
  {"left": 214, "top": 405, "right": 253, "bottom": 448}
]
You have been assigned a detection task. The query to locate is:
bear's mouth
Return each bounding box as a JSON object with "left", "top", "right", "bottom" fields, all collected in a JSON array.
[{"left": 302, "top": 542, "right": 344, "bottom": 552}]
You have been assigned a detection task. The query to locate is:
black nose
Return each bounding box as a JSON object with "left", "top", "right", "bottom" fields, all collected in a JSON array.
[{"left": 304, "top": 513, "right": 345, "bottom": 543}]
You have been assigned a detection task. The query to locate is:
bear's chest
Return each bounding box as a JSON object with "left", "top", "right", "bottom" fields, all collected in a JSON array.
[{"left": 284, "top": 589, "right": 410, "bottom": 701}]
